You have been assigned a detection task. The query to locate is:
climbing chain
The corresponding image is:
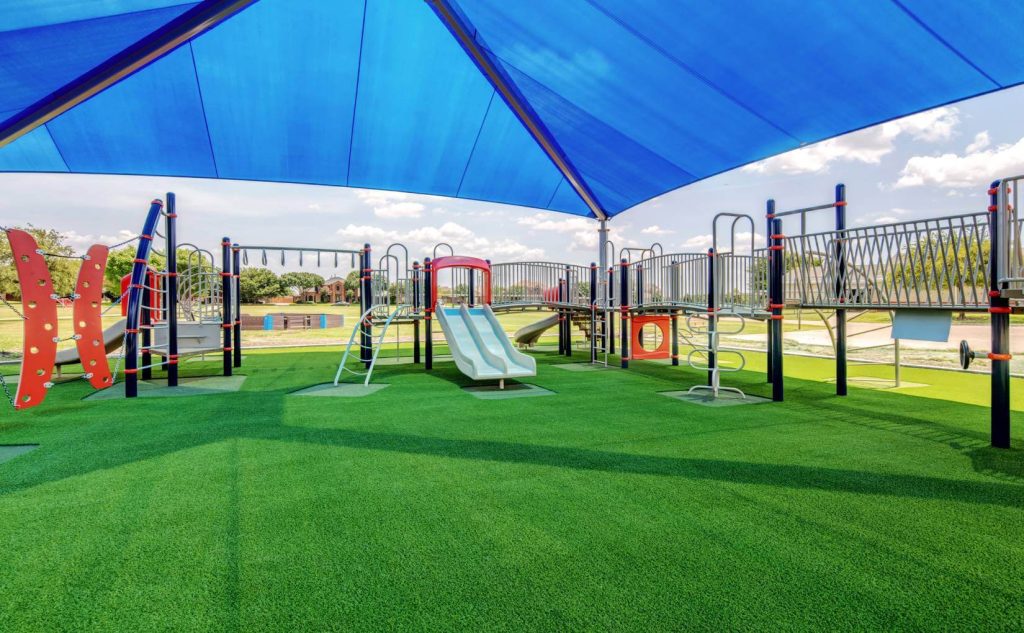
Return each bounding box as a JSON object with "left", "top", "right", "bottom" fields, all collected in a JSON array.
[{"left": 1, "top": 295, "right": 25, "bottom": 320}]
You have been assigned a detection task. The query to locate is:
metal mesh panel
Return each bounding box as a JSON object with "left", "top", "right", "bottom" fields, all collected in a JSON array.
[{"left": 793, "top": 212, "right": 990, "bottom": 310}]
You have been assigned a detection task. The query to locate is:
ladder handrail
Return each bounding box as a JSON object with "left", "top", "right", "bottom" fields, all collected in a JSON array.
[
  {"left": 363, "top": 304, "right": 411, "bottom": 385},
  {"left": 333, "top": 303, "right": 382, "bottom": 385}
]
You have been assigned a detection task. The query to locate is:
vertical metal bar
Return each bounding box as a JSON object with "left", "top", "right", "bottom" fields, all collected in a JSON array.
[
  {"left": 424, "top": 258, "right": 433, "bottom": 370},
  {"left": 141, "top": 271, "right": 153, "bottom": 381},
  {"left": 608, "top": 267, "right": 615, "bottom": 355},
  {"left": 564, "top": 265, "right": 572, "bottom": 357},
  {"left": 989, "top": 180, "right": 1011, "bottom": 448},
  {"left": 468, "top": 267, "right": 475, "bottom": 306},
  {"left": 620, "top": 259, "right": 629, "bottom": 368},
  {"left": 124, "top": 200, "right": 163, "bottom": 397},
  {"left": 766, "top": 199, "right": 775, "bottom": 383},
  {"left": 771, "top": 218, "right": 784, "bottom": 401},
  {"left": 413, "top": 261, "right": 421, "bottom": 364},
  {"left": 590, "top": 263, "right": 598, "bottom": 363},
  {"left": 835, "top": 184, "right": 847, "bottom": 396},
  {"left": 165, "top": 193, "right": 178, "bottom": 387},
  {"left": 361, "top": 244, "right": 373, "bottom": 369},
  {"left": 232, "top": 244, "right": 241, "bottom": 368},
  {"left": 707, "top": 249, "right": 716, "bottom": 387},
  {"left": 221, "top": 237, "right": 233, "bottom": 377}
]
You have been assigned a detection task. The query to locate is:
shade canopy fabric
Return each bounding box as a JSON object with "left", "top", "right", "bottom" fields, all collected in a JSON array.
[{"left": 1, "top": 0, "right": 1021, "bottom": 218}]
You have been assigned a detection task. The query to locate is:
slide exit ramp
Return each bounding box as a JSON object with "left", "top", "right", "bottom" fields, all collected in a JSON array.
[{"left": 436, "top": 305, "right": 536, "bottom": 381}]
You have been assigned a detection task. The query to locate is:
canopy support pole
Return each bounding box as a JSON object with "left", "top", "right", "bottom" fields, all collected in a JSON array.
[{"left": 428, "top": 0, "right": 608, "bottom": 221}]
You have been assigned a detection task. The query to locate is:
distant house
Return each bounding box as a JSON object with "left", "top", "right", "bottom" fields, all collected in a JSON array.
[{"left": 323, "top": 276, "right": 348, "bottom": 303}]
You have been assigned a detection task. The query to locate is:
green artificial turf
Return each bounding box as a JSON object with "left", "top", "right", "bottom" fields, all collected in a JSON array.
[{"left": 0, "top": 347, "right": 1022, "bottom": 631}]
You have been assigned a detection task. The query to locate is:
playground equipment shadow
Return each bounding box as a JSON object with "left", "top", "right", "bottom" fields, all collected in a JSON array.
[{"left": 0, "top": 347, "right": 1021, "bottom": 630}]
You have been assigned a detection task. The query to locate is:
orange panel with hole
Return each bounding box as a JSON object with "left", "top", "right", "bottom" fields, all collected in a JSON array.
[
  {"left": 6, "top": 229, "right": 58, "bottom": 410},
  {"left": 73, "top": 244, "right": 112, "bottom": 389},
  {"left": 630, "top": 315, "right": 670, "bottom": 360}
]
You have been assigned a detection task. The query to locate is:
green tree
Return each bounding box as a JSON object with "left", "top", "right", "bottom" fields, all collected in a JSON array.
[
  {"left": 1, "top": 226, "right": 79, "bottom": 299},
  {"left": 239, "top": 268, "right": 285, "bottom": 303},
  {"left": 281, "top": 272, "right": 325, "bottom": 301},
  {"left": 344, "top": 270, "right": 361, "bottom": 303}
]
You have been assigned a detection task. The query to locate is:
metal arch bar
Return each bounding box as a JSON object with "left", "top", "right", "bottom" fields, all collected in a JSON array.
[
  {"left": 427, "top": 0, "right": 609, "bottom": 221},
  {"left": 0, "top": 0, "right": 257, "bottom": 149},
  {"left": 774, "top": 202, "right": 836, "bottom": 217},
  {"left": 233, "top": 245, "right": 360, "bottom": 254}
]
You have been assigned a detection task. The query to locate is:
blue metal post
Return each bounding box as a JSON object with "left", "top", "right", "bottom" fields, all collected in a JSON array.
[
  {"left": 221, "top": 237, "right": 232, "bottom": 377},
  {"left": 589, "top": 263, "right": 597, "bottom": 363},
  {"left": 124, "top": 199, "right": 163, "bottom": 398},
  {"left": 165, "top": 193, "right": 179, "bottom": 386},
  {"left": 424, "top": 258, "right": 433, "bottom": 371},
  {"left": 835, "top": 184, "right": 847, "bottom": 396},
  {"left": 413, "top": 261, "right": 421, "bottom": 364},
  {"left": 608, "top": 267, "right": 615, "bottom": 355},
  {"left": 564, "top": 264, "right": 572, "bottom": 357},
  {"left": 361, "top": 244, "right": 372, "bottom": 369}
]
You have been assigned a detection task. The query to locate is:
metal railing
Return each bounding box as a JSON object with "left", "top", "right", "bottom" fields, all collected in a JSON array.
[{"left": 792, "top": 212, "right": 990, "bottom": 310}]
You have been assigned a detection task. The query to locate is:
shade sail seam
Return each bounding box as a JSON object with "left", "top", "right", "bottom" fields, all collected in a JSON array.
[
  {"left": 488, "top": 50, "right": 700, "bottom": 189},
  {"left": 455, "top": 91, "right": 496, "bottom": 198},
  {"left": 889, "top": 0, "right": 1001, "bottom": 89},
  {"left": 0, "top": 2, "right": 198, "bottom": 36},
  {"left": 344, "top": 0, "right": 368, "bottom": 187},
  {"left": 543, "top": 178, "right": 564, "bottom": 211},
  {"left": 583, "top": 0, "right": 800, "bottom": 143},
  {"left": 188, "top": 41, "right": 219, "bottom": 178},
  {"left": 43, "top": 124, "right": 71, "bottom": 172},
  {"left": 432, "top": 0, "right": 603, "bottom": 219}
]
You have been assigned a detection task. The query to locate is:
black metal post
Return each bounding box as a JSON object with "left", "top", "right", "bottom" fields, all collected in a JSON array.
[
  {"left": 233, "top": 244, "right": 242, "bottom": 368},
  {"left": 834, "top": 184, "right": 847, "bottom": 395},
  {"left": 620, "top": 259, "right": 629, "bottom": 368},
  {"left": 564, "top": 265, "right": 572, "bottom": 357},
  {"left": 770, "top": 218, "right": 784, "bottom": 401},
  {"left": 413, "top": 261, "right": 421, "bottom": 364},
  {"left": 221, "top": 237, "right": 232, "bottom": 377},
  {"left": 989, "top": 180, "right": 1011, "bottom": 448},
  {"left": 671, "top": 311, "right": 679, "bottom": 367},
  {"left": 166, "top": 193, "right": 179, "bottom": 387},
  {"left": 361, "top": 244, "right": 373, "bottom": 369},
  {"left": 590, "top": 263, "right": 598, "bottom": 363},
  {"left": 707, "top": 249, "right": 716, "bottom": 387},
  {"left": 124, "top": 199, "right": 163, "bottom": 398},
  {"left": 424, "top": 257, "right": 433, "bottom": 370},
  {"left": 608, "top": 267, "right": 615, "bottom": 355},
  {"left": 766, "top": 198, "right": 775, "bottom": 383}
]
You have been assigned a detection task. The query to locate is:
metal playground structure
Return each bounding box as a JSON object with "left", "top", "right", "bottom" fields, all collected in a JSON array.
[{"left": 2, "top": 176, "right": 1021, "bottom": 448}]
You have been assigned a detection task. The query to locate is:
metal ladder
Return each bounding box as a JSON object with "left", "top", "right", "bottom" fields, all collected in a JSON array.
[
  {"left": 334, "top": 304, "right": 410, "bottom": 386},
  {"left": 685, "top": 310, "right": 748, "bottom": 398}
]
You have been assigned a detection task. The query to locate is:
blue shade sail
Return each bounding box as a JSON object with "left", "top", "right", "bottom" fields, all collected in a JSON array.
[{"left": 1, "top": 0, "right": 1022, "bottom": 218}]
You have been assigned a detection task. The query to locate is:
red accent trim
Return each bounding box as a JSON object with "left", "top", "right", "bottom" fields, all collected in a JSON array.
[
  {"left": 165, "top": 213, "right": 177, "bottom": 218},
  {"left": 769, "top": 303, "right": 784, "bottom": 309},
  {"left": 6, "top": 229, "right": 58, "bottom": 410},
  {"left": 990, "top": 290, "right": 1002, "bottom": 298},
  {"left": 140, "top": 234, "right": 152, "bottom": 241},
  {"left": 133, "top": 258, "right": 147, "bottom": 263},
  {"left": 770, "top": 234, "right": 786, "bottom": 240},
  {"left": 222, "top": 324, "right": 232, "bottom": 329},
  {"left": 151, "top": 199, "right": 163, "bottom": 207},
  {"left": 125, "top": 328, "right": 139, "bottom": 334},
  {"left": 988, "top": 352, "right": 1012, "bottom": 361},
  {"left": 770, "top": 315, "right": 784, "bottom": 320},
  {"left": 429, "top": 256, "right": 492, "bottom": 307},
  {"left": 765, "top": 213, "right": 775, "bottom": 219},
  {"left": 123, "top": 368, "right": 138, "bottom": 374},
  {"left": 223, "top": 347, "right": 233, "bottom": 352},
  {"left": 988, "top": 205, "right": 998, "bottom": 212},
  {"left": 73, "top": 244, "right": 113, "bottom": 389},
  {"left": 220, "top": 272, "right": 231, "bottom": 277},
  {"left": 834, "top": 201, "right": 847, "bottom": 207},
  {"left": 989, "top": 306, "right": 1012, "bottom": 314},
  {"left": 769, "top": 245, "right": 784, "bottom": 251},
  {"left": 988, "top": 187, "right": 998, "bottom": 195},
  {"left": 168, "top": 359, "right": 178, "bottom": 365}
]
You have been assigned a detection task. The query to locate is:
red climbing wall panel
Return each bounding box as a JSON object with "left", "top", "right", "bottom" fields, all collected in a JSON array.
[
  {"left": 630, "top": 315, "right": 671, "bottom": 360},
  {"left": 73, "top": 245, "right": 112, "bottom": 389},
  {"left": 6, "top": 229, "right": 58, "bottom": 410}
]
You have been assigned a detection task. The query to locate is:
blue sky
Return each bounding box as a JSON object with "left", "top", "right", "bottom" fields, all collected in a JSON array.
[{"left": 2, "top": 85, "right": 1023, "bottom": 272}]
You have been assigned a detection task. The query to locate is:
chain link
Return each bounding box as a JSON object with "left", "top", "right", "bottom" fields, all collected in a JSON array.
[
  {"left": 1, "top": 295, "right": 26, "bottom": 320},
  {"left": 0, "top": 372, "right": 15, "bottom": 408}
]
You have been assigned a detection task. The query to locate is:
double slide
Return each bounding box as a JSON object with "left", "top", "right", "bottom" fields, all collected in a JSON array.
[{"left": 435, "top": 304, "right": 536, "bottom": 380}]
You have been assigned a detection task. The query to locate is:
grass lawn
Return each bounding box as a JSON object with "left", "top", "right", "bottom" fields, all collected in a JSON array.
[{"left": 0, "top": 344, "right": 1022, "bottom": 631}]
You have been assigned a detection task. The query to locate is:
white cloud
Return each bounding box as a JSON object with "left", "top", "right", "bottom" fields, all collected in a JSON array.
[
  {"left": 681, "top": 231, "right": 763, "bottom": 254},
  {"left": 641, "top": 225, "right": 673, "bottom": 235},
  {"left": 63, "top": 229, "right": 137, "bottom": 250},
  {"left": 965, "top": 131, "right": 990, "bottom": 154},
  {"left": 682, "top": 234, "right": 713, "bottom": 249},
  {"left": 373, "top": 201, "right": 424, "bottom": 219},
  {"left": 335, "top": 221, "right": 544, "bottom": 261},
  {"left": 355, "top": 190, "right": 427, "bottom": 219},
  {"left": 744, "top": 106, "right": 960, "bottom": 175},
  {"left": 894, "top": 136, "right": 1024, "bottom": 189}
]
